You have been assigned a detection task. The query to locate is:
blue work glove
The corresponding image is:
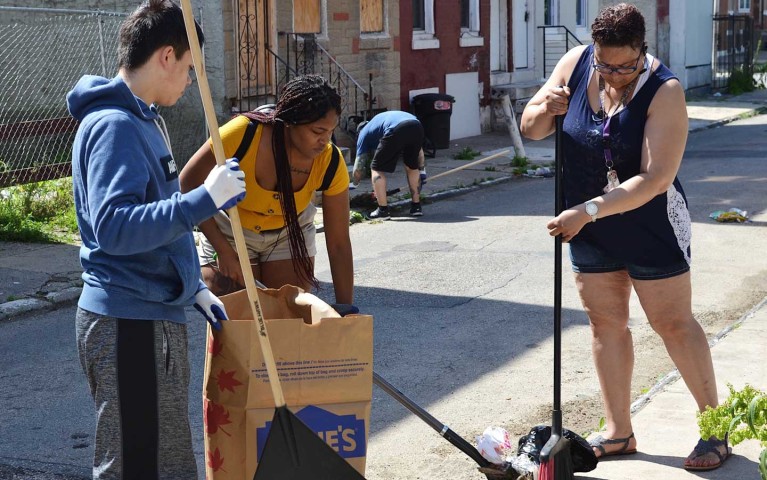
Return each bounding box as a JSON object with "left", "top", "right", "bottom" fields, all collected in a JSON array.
[
  {"left": 331, "top": 304, "right": 360, "bottom": 316},
  {"left": 203, "top": 158, "right": 246, "bottom": 210},
  {"left": 194, "top": 288, "right": 228, "bottom": 331},
  {"left": 419, "top": 168, "right": 427, "bottom": 189}
]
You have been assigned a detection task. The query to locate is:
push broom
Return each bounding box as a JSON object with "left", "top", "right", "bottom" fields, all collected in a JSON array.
[
  {"left": 180, "top": 3, "right": 365, "bottom": 479},
  {"left": 538, "top": 114, "right": 575, "bottom": 480}
]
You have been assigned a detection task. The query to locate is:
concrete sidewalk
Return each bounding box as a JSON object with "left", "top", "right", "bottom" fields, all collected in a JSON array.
[
  {"left": 579, "top": 298, "right": 767, "bottom": 480},
  {"left": 1, "top": 88, "right": 766, "bottom": 480}
]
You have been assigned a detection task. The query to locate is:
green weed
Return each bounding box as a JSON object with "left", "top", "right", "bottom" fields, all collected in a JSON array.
[
  {"left": 729, "top": 67, "right": 757, "bottom": 95},
  {"left": 0, "top": 178, "right": 79, "bottom": 243},
  {"left": 453, "top": 147, "right": 482, "bottom": 160},
  {"left": 349, "top": 211, "right": 365, "bottom": 225}
]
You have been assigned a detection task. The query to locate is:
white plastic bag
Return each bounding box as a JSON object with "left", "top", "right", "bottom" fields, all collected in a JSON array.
[{"left": 476, "top": 426, "right": 512, "bottom": 464}]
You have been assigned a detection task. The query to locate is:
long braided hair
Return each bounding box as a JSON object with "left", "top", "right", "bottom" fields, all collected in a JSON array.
[{"left": 241, "top": 74, "right": 342, "bottom": 289}]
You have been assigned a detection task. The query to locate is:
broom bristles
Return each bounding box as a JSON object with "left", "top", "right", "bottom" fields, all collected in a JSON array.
[
  {"left": 538, "top": 436, "right": 574, "bottom": 480},
  {"left": 538, "top": 458, "right": 554, "bottom": 480}
]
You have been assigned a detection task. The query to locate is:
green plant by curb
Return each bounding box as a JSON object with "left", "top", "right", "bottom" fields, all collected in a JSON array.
[
  {"left": 698, "top": 383, "right": 767, "bottom": 479},
  {"left": 453, "top": 147, "right": 481, "bottom": 160}
]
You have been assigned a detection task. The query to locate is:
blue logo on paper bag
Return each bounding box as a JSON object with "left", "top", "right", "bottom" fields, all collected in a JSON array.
[{"left": 256, "top": 405, "right": 366, "bottom": 460}]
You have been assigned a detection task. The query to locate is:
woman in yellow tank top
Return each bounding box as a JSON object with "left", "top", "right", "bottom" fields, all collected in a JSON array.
[{"left": 180, "top": 75, "right": 353, "bottom": 306}]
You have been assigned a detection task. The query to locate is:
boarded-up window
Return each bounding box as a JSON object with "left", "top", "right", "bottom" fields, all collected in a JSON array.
[
  {"left": 361, "top": 0, "right": 384, "bottom": 33},
  {"left": 294, "top": 0, "right": 320, "bottom": 33}
]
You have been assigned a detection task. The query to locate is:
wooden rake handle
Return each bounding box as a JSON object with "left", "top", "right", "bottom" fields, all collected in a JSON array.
[
  {"left": 427, "top": 149, "right": 511, "bottom": 182},
  {"left": 180, "top": 0, "right": 286, "bottom": 407}
]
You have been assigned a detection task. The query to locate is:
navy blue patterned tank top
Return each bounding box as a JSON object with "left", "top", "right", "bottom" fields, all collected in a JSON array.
[{"left": 564, "top": 45, "right": 691, "bottom": 267}]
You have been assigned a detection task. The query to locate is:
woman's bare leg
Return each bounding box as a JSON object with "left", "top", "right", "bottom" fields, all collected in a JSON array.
[
  {"left": 576, "top": 270, "right": 638, "bottom": 456},
  {"left": 632, "top": 272, "right": 724, "bottom": 469}
]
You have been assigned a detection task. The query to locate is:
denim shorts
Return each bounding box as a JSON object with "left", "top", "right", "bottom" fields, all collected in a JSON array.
[{"left": 568, "top": 239, "right": 690, "bottom": 280}]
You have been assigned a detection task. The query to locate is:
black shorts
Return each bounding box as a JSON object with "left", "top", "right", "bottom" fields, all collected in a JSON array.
[{"left": 370, "top": 119, "right": 424, "bottom": 173}]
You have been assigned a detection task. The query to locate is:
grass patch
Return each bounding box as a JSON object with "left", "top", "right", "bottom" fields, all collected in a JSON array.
[
  {"left": 0, "top": 178, "right": 79, "bottom": 243},
  {"left": 453, "top": 147, "right": 482, "bottom": 160},
  {"left": 510, "top": 155, "right": 532, "bottom": 175}
]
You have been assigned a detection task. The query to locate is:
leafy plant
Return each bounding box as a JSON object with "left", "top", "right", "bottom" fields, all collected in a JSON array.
[
  {"left": 349, "top": 211, "right": 364, "bottom": 225},
  {"left": 0, "top": 178, "right": 78, "bottom": 243},
  {"left": 484, "top": 166, "right": 496, "bottom": 172},
  {"left": 453, "top": 147, "right": 481, "bottom": 160},
  {"left": 729, "top": 67, "right": 757, "bottom": 95},
  {"left": 698, "top": 383, "right": 767, "bottom": 479}
]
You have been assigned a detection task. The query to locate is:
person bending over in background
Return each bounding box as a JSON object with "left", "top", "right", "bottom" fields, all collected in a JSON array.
[
  {"left": 353, "top": 110, "right": 426, "bottom": 219},
  {"left": 180, "top": 74, "right": 354, "bottom": 307},
  {"left": 520, "top": 2, "right": 728, "bottom": 471},
  {"left": 67, "top": 1, "right": 245, "bottom": 477}
]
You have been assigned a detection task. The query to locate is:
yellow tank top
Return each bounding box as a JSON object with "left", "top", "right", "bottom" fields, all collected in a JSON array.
[{"left": 215, "top": 115, "right": 348, "bottom": 232}]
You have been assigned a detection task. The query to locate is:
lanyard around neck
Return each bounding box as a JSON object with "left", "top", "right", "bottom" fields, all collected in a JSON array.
[{"left": 597, "top": 75, "right": 637, "bottom": 169}]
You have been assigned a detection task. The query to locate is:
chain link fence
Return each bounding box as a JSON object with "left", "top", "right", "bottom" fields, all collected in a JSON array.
[{"left": 0, "top": 6, "right": 206, "bottom": 188}]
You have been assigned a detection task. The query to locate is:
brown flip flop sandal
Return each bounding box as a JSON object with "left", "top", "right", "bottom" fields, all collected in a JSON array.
[{"left": 589, "top": 432, "right": 638, "bottom": 458}]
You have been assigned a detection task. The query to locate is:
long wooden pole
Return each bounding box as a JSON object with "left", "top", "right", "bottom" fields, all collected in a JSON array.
[
  {"left": 427, "top": 149, "right": 511, "bottom": 182},
  {"left": 180, "top": 0, "right": 285, "bottom": 407}
]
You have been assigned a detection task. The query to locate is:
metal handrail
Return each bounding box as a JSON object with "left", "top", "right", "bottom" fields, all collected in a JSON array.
[
  {"left": 315, "top": 42, "right": 368, "bottom": 94},
  {"left": 277, "top": 31, "right": 373, "bottom": 134},
  {"left": 538, "top": 25, "right": 584, "bottom": 78}
]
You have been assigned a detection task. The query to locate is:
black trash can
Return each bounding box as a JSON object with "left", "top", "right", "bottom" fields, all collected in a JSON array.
[{"left": 412, "top": 93, "right": 455, "bottom": 149}]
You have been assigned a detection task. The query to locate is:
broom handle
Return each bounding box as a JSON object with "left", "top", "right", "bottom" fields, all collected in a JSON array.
[
  {"left": 180, "top": 1, "right": 285, "bottom": 407},
  {"left": 427, "top": 149, "right": 511, "bottom": 181},
  {"left": 372, "top": 372, "right": 491, "bottom": 468},
  {"left": 552, "top": 114, "right": 564, "bottom": 434},
  {"left": 540, "top": 114, "right": 566, "bottom": 465}
]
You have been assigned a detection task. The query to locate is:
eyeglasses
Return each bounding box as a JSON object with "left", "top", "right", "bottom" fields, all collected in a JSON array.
[{"left": 593, "top": 51, "right": 643, "bottom": 75}]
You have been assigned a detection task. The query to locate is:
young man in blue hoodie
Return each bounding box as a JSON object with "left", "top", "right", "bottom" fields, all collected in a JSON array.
[{"left": 66, "top": 1, "right": 245, "bottom": 478}]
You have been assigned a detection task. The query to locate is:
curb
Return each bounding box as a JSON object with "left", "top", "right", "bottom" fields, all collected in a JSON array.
[
  {"left": 688, "top": 106, "right": 767, "bottom": 134},
  {"left": 628, "top": 294, "right": 767, "bottom": 415},
  {"left": 0, "top": 287, "right": 81, "bottom": 321}
]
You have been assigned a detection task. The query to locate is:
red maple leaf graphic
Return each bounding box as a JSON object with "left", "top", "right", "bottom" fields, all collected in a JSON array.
[
  {"left": 208, "top": 447, "right": 227, "bottom": 473},
  {"left": 208, "top": 335, "right": 224, "bottom": 357},
  {"left": 216, "top": 369, "right": 243, "bottom": 393},
  {"left": 204, "top": 399, "right": 232, "bottom": 437}
]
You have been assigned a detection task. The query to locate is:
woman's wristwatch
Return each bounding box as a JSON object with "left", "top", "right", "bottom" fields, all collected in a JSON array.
[{"left": 585, "top": 201, "right": 599, "bottom": 222}]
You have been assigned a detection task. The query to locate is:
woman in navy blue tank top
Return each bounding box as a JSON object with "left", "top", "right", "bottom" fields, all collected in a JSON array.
[{"left": 520, "top": 3, "right": 728, "bottom": 471}]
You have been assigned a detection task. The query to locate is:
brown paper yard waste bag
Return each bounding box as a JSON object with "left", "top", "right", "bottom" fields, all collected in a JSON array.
[{"left": 203, "top": 285, "right": 373, "bottom": 478}]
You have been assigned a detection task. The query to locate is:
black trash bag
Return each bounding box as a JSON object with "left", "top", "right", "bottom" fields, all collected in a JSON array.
[{"left": 517, "top": 425, "right": 598, "bottom": 473}]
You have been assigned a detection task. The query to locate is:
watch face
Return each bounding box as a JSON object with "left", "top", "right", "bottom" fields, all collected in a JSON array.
[{"left": 586, "top": 202, "right": 598, "bottom": 216}]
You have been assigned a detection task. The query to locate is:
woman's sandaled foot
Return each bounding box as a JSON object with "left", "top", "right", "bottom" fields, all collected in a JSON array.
[
  {"left": 684, "top": 435, "right": 730, "bottom": 471},
  {"left": 589, "top": 432, "right": 637, "bottom": 458}
]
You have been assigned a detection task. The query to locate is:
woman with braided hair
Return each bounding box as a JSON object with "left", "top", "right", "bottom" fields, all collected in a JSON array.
[{"left": 180, "top": 74, "right": 354, "bottom": 307}]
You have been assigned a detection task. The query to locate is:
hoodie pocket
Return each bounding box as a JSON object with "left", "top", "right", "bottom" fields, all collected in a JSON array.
[{"left": 164, "top": 254, "right": 199, "bottom": 305}]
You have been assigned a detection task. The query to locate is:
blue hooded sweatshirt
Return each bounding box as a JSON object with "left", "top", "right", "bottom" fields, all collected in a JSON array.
[{"left": 67, "top": 75, "right": 218, "bottom": 323}]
